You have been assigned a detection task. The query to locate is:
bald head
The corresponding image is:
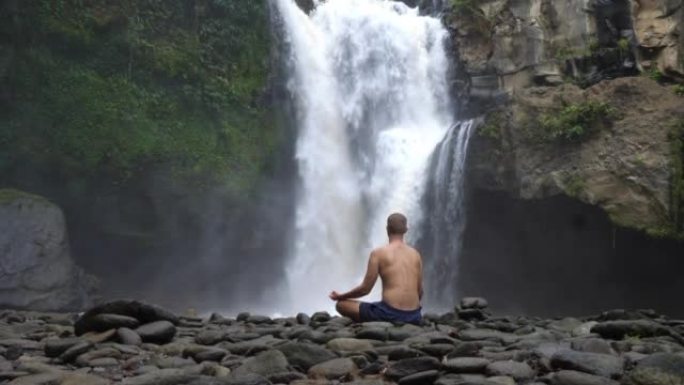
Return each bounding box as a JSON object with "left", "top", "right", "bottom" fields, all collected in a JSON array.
[{"left": 387, "top": 213, "right": 408, "bottom": 235}]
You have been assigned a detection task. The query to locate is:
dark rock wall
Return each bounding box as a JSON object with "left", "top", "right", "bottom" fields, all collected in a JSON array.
[{"left": 460, "top": 189, "right": 684, "bottom": 317}]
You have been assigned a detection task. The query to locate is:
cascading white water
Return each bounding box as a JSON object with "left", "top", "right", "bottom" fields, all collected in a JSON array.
[
  {"left": 275, "top": 0, "right": 458, "bottom": 313},
  {"left": 421, "top": 120, "right": 475, "bottom": 309}
]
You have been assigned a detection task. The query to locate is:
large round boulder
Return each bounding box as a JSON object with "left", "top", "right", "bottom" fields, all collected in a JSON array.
[{"left": 0, "top": 189, "right": 98, "bottom": 311}]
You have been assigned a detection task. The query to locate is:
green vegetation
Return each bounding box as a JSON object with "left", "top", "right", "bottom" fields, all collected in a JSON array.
[
  {"left": 537, "top": 101, "right": 616, "bottom": 142},
  {"left": 0, "top": 189, "right": 49, "bottom": 205},
  {"left": 478, "top": 111, "right": 504, "bottom": 140},
  {"left": 562, "top": 174, "right": 586, "bottom": 198},
  {"left": 0, "top": 0, "right": 276, "bottom": 196},
  {"left": 646, "top": 67, "right": 664, "bottom": 82},
  {"left": 674, "top": 84, "right": 684, "bottom": 96}
]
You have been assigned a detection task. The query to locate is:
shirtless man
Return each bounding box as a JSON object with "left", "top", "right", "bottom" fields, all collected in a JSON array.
[{"left": 329, "top": 213, "right": 423, "bottom": 324}]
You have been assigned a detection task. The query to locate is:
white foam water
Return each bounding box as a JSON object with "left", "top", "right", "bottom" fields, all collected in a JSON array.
[{"left": 275, "top": 0, "right": 458, "bottom": 313}]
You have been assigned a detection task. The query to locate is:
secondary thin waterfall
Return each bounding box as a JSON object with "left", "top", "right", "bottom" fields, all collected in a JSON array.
[
  {"left": 275, "top": 0, "right": 459, "bottom": 313},
  {"left": 420, "top": 120, "right": 475, "bottom": 310}
]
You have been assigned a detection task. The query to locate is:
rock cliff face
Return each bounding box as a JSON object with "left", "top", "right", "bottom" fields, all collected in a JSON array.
[
  {"left": 444, "top": 0, "right": 684, "bottom": 100},
  {"left": 442, "top": 0, "right": 684, "bottom": 238},
  {"left": 0, "top": 190, "right": 98, "bottom": 311}
]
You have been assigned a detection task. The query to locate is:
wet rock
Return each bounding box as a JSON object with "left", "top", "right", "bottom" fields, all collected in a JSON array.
[
  {"left": 117, "top": 327, "right": 142, "bottom": 346},
  {"left": 59, "top": 341, "right": 93, "bottom": 363},
  {"left": 276, "top": 341, "right": 336, "bottom": 370},
  {"left": 75, "top": 300, "right": 178, "bottom": 336},
  {"left": 573, "top": 322, "right": 599, "bottom": 337},
  {"left": 488, "top": 376, "right": 516, "bottom": 385},
  {"left": 233, "top": 349, "right": 289, "bottom": 377},
  {"left": 74, "top": 347, "right": 121, "bottom": 367},
  {"left": 327, "top": 338, "right": 374, "bottom": 353},
  {"left": 485, "top": 360, "right": 535, "bottom": 380},
  {"left": 268, "top": 371, "right": 306, "bottom": 383},
  {"left": 195, "top": 330, "right": 226, "bottom": 345},
  {"left": 89, "top": 313, "right": 140, "bottom": 331},
  {"left": 461, "top": 297, "right": 489, "bottom": 309},
  {"left": 415, "top": 343, "right": 456, "bottom": 357},
  {"left": 398, "top": 369, "right": 440, "bottom": 385},
  {"left": 44, "top": 338, "right": 83, "bottom": 358},
  {"left": 386, "top": 356, "right": 441, "bottom": 380},
  {"left": 135, "top": 321, "right": 176, "bottom": 344},
  {"left": 571, "top": 338, "right": 616, "bottom": 355},
  {"left": 193, "top": 347, "right": 229, "bottom": 363},
  {"left": 459, "top": 309, "right": 487, "bottom": 321},
  {"left": 591, "top": 320, "right": 670, "bottom": 340},
  {"left": 551, "top": 370, "right": 620, "bottom": 385},
  {"left": 245, "top": 315, "right": 271, "bottom": 324},
  {"left": 626, "top": 353, "right": 684, "bottom": 385},
  {"left": 296, "top": 313, "right": 310, "bottom": 325},
  {"left": 378, "top": 345, "right": 425, "bottom": 360},
  {"left": 83, "top": 328, "right": 117, "bottom": 343},
  {"left": 444, "top": 357, "right": 491, "bottom": 373},
  {"left": 308, "top": 357, "right": 357, "bottom": 379},
  {"left": 356, "top": 326, "right": 388, "bottom": 341},
  {"left": 310, "top": 312, "right": 331, "bottom": 323},
  {"left": 551, "top": 350, "right": 624, "bottom": 378},
  {"left": 459, "top": 329, "right": 518, "bottom": 344}
]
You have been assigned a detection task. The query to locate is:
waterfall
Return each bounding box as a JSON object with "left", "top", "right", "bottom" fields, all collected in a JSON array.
[
  {"left": 274, "top": 0, "right": 465, "bottom": 313},
  {"left": 420, "top": 120, "right": 475, "bottom": 310}
]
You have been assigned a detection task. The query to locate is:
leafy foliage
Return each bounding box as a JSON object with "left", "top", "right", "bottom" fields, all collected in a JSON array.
[
  {"left": 0, "top": 0, "right": 275, "bottom": 195},
  {"left": 537, "top": 101, "right": 616, "bottom": 142},
  {"left": 674, "top": 84, "right": 684, "bottom": 96}
]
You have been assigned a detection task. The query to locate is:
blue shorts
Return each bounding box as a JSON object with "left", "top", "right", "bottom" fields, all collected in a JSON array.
[{"left": 359, "top": 301, "right": 422, "bottom": 325}]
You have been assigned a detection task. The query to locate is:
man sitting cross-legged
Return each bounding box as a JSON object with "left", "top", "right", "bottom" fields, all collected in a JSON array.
[{"left": 329, "top": 213, "right": 423, "bottom": 325}]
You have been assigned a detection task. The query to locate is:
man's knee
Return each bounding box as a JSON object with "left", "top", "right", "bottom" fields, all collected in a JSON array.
[{"left": 335, "top": 301, "right": 344, "bottom": 314}]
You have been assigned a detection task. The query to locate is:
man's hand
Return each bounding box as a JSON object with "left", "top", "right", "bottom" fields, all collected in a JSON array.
[{"left": 329, "top": 291, "right": 342, "bottom": 301}]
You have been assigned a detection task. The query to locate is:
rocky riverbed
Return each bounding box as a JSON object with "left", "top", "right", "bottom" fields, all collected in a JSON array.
[{"left": 0, "top": 298, "right": 683, "bottom": 385}]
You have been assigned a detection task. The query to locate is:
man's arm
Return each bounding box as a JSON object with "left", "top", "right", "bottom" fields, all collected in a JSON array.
[{"left": 330, "top": 251, "right": 380, "bottom": 301}]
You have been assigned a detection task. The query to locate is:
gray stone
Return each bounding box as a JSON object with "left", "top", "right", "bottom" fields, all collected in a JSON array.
[
  {"left": 296, "top": 313, "right": 310, "bottom": 325},
  {"left": 571, "top": 338, "right": 616, "bottom": 355},
  {"left": 551, "top": 349, "right": 624, "bottom": 378},
  {"left": 461, "top": 297, "right": 489, "bottom": 309},
  {"left": 386, "top": 356, "right": 441, "bottom": 380},
  {"left": 308, "top": 357, "right": 357, "bottom": 379},
  {"left": 75, "top": 300, "right": 179, "bottom": 336},
  {"left": 378, "top": 345, "right": 426, "bottom": 360},
  {"left": 326, "top": 338, "right": 374, "bottom": 353},
  {"left": 399, "top": 370, "right": 440, "bottom": 385},
  {"left": 135, "top": 321, "right": 176, "bottom": 344},
  {"left": 444, "top": 357, "right": 491, "bottom": 373},
  {"left": 195, "top": 330, "right": 226, "bottom": 345},
  {"left": 573, "top": 322, "right": 599, "bottom": 337},
  {"left": 193, "top": 347, "right": 228, "bottom": 363},
  {"left": 44, "top": 337, "right": 83, "bottom": 358},
  {"left": 627, "top": 353, "right": 684, "bottom": 385},
  {"left": 267, "top": 371, "right": 306, "bottom": 383},
  {"left": 356, "top": 327, "right": 388, "bottom": 341},
  {"left": 488, "top": 376, "right": 516, "bottom": 385},
  {"left": 551, "top": 370, "right": 620, "bottom": 385},
  {"left": 224, "top": 373, "right": 270, "bottom": 385},
  {"left": 0, "top": 190, "right": 98, "bottom": 311},
  {"left": 59, "top": 341, "right": 93, "bottom": 363},
  {"left": 74, "top": 347, "right": 121, "bottom": 367},
  {"left": 310, "top": 312, "right": 331, "bottom": 323},
  {"left": 89, "top": 313, "right": 140, "bottom": 331},
  {"left": 485, "top": 360, "right": 535, "bottom": 380},
  {"left": 117, "top": 327, "right": 142, "bottom": 346},
  {"left": 591, "top": 320, "right": 670, "bottom": 340},
  {"left": 232, "top": 349, "right": 289, "bottom": 377},
  {"left": 276, "top": 341, "right": 336, "bottom": 370},
  {"left": 459, "top": 329, "right": 519, "bottom": 345}
]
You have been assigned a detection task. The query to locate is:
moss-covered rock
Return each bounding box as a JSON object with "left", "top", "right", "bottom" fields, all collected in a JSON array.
[{"left": 467, "top": 77, "right": 684, "bottom": 239}]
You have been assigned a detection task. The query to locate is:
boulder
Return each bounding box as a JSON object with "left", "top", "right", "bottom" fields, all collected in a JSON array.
[
  {"left": 551, "top": 350, "right": 624, "bottom": 378},
  {"left": 75, "top": 300, "right": 179, "bottom": 335},
  {"left": 233, "top": 349, "right": 289, "bottom": 377},
  {"left": 276, "top": 342, "right": 336, "bottom": 370},
  {"left": 386, "top": 357, "right": 441, "bottom": 380},
  {"left": 626, "top": 353, "right": 684, "bottom": 385},
  {"left": 0, "top": 189, "right": 98, "bottom": 311},
  {"left": 591, "top": 320, "right": 671, "bottom": 340},
  {"left": 551, "top": 370, "right": 620, "bottom": 385},
  {"left": 308, "top": 357, "right": 357, "bottom": 379},
  {"left": 135, "top": 321, "right": 177, "bottom": 344}
]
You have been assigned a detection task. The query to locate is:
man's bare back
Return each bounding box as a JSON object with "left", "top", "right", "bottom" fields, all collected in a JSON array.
[
  {"left": 329, "top": 213, "right": 424, "bottom": 324},
  {"left": 374, "top": 242, "right": 422, "bottom": 310}
]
